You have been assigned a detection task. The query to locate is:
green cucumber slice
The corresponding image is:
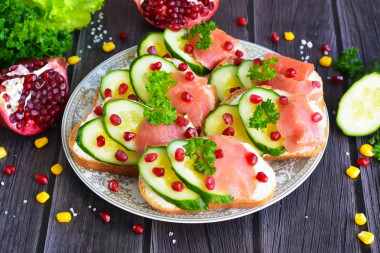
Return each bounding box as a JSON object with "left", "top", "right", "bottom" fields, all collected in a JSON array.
[
  {"left": 139, "top": 147, "right": 208, "bottom": 211},
  {"left": 209, "top": 65, "right": 243, "bottom": 101},
  {"left": 102, "top": 99, "right": 145, "bottom": 151},
  {"left": 163, "top": 28, "right": 210, "bottom": 76},
  {"left": 137, "top": 32, "right": 170, "bottom": 57},
  {"left": 129, "top": 55, "right": 177, "bottom": 103},
  {"left": 100, "top": 69, "right": 137, "bottom": 100},
  {"left": 76, "top": 118, "right": 139, "bottom": 166},
  {"left": 166, "top": 140, "right": 234, "bottom": 204},
  {"left": 238, "top": 87, "right": 286, "bottom": 157},
  {"left": 237, "top": 60, "right": 254, "bottom": 88}
]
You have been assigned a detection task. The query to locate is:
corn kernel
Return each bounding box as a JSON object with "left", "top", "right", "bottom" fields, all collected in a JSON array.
[
  {"left": 67, "top": 56, "right": 80, "bottom": 65},
  {"left": 284, "top": 32, "right": 295, "bottom": 41},
  {"left": 51, "top": 163, "right": 63, "bottom": 175},
  {"left": 360, "top": 144, "right": 375, "bottom": 157},
  {"left": 319, "top": 56, "right": 332, "bottom": 67},
  {"left": 358, "top": 231, "right": 374, "bottom": 245},
  {"left": 355, "top": 213, "right": 367, "bottom": 225},
  {"left": 35, "top": 137, "right": 48, "bottom": 148},
  {"left": 346, "top": 166, "right": 360, "bottom": 178},
  {"left": 102, "top": 42, "right": 115, "bottom": 53},
  {"left": 0, "top": 147, "right": 7, "bottom": 159},
  {"left": 36, "top": 191, "right": 50, "bottom": 203},
  {"left": 56, "top": 212, "right": 72, "bottom": 223}
]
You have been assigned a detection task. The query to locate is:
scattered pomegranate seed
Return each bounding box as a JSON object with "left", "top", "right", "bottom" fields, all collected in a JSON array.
[
  {"left": 175, "top": 148, "right": 185, "bottom": 162},
  {"left": 271, "top": 32, "right": 280, "bottom": 43},
  {"left": 270, "top": 131, "right": 281, "bottom": 141},
  {"left": 245, "top": 152, "right": 258, "bottom": 166},
  {"left": 115, "top": 150, "right": 128, "bottom": 162},
  {"left": 321, "top": 44, "right": 331, "bottom": 54},
  {"left": 214, "top": 149, "right": 223, "bottom": 158},
  {"left": 185, "top": 127, "right": 197, "bottom": 138},
  {"left": 264, "top": 80, "right": 272, "bottom": 86},
  {"left": 93, "top": 105, "right": 103, "bottom": 116},
  {"left": 236, "top": 16, "right": 247, "bottom": 26},
  {"left": 97, "top": 135, "right": 105, "bottom": 147},
  {"left": 230, "top": 87, "right": 241, "bottom": 93},
  {"left": 169, "top": 23, "right": 181, "bottom": 31},
  {"left": 110, "top": 114, "right": 121, "bottom": 126},
  {"left": 250, "top": 94, "right": 263, "bottom": 104},
  {"left": 256, "top": 172, "right": 268, "bottom": 182},
  {"left": 132, "top": 224, "right": 144, "bottom": 235},
  {"left": 253, "top": 58, "right": 263, "bottom": 66},
  {"left": 184, "top": 44, "right": 194, "bottom": 54},
  {"left": 104, "top": 88, "right": 112, "bottom": 98},
  {"left": 205, "top": 176, "right": 215, "bottom": 190},
  {"left": 181, "top": 91, "right": 194, "bottom": 103},
  {"left": 144, "top": 153, "right": 158, "bottom": 163},
  {"left": 178, "top": 62, "right": 189, "bottom": 71},
  {"left": 108, "top": 180, "right": 119, "bottom": 192},
  {"left": 3, "top": 165, "right": 15, "bottom": 175},
  {"left": 312, "top": 81, "right": 321, "bottom": 88},
  {"left": 332, "top": 75, "right": 343, "bottom": 85},
  {"left": 185, "top": 71, "right": 195, "bottom": 81},
  {"left": 128, "top": 94, "right": 139, "bottom": 102},
  {"left": 162, "top": 54, "right": 171, "bottom": 58},
  {"left": 357, "top": 157, "right": 370, "bottom": 167},
  {"left": 123, "top": 132, "right": 136, "bottom": 141},
  {"left": 222, "top": 127, "right": 235, "bottom": 136},
  {"left": 154, "top": 61, "right": 162, "bottom": 70},
  {"left": 175, "top": 116, "right": 188, "bottom": 126},
  {"left": 120, "top": 32, "right": 128, "bottom": 41},
  {"left": 99, "top": 210, "right": 111, "bottom": 223},
  {"left": 285, "top": 68, "right": 297, "bottom": 78},
  {"left": 234, "top": 57, "right": 244, "bottom": 66},
  {"left": 171, "top": 181, "right": 184, "bottom": 192},
  {"left": 224, "top": 41, "right": 233, "bottom": 51},
  {"left": 222, "top": 113, "right": 233, "bottom": 125},
  {"left": 147, "top": 46, "right": 157, "bottom": 55},
  {"left": 118, "top": 83, "right": 128, "bottom": 95},
  {"left": 311, "top": 112, "right": 323, "bottom": 122},
  {"left": 35, "top": 173, "right": 48, "bottom": 185},
  {"left": 279, "top": 96, "right": 288, "bottom": 105},
  {"left": 152, "top": 167, "right": 165, "bottom": 177}
]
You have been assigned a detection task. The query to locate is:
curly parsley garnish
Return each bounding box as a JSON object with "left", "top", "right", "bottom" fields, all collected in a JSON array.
[
  {"left": 368, "top": 132, "right": 380, "bottom": 161},
  {"left": 247, "top": 57, "right": 279, "bottom": 82},
  {"left": 181, "top": 21, "right": 218, "bottom": 50},
  {"left": 249, "top": 99, "right": 280, "bottom": 130},
  {"left": 184, "top": 138, "right": 217, "bottom": 176},
  {"left": 333, "top": 47, "right": 363, "bottom": 79}
]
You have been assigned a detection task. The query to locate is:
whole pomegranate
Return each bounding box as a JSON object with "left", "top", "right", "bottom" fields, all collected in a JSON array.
[
  {"left": 0, "top": 57, "right": 69, "bottom": 135},
  {"left": 134, "top": 0, "right": 219, "bottom": 29}
]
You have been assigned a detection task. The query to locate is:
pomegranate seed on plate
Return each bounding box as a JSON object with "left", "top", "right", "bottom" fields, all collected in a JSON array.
[
  {"left": 181, "top": 91, "right": 194, "bottom": 103},
  {"left": 285, "top": 68, "right": 297, "bottom": 78},
  {"left": 245, "top": 152, "right": 258, "bottom": 166},
  {"left": 175, "top": 116, "right": 188, "bottom": 126},
  {"left": 311, "top": 112, "right": 323, "bottom": 122},
  {"left": 279, "top": 96, "right": 288, "bottom": 105},
  {"left": 222, "top": 127, "right": 235, "bottom": 136},
  {"left": 357, "top": 157, "right": 370, "bottom": 167},
  {"left": 147, "top": 46, "right": 157, "bottom": 55},
  {"left": 115, "top": 150, "right": 128, "bottom": 162},
  {"left": 35, "top": 173, "right": 48, "bottom": 185},
  {"left": 184, "top": 44, "right": 194, "bottom": 53},
  {"left": 108, "top": 180, "right": 119, "bottom": 192},
  {"left": 205, "top": 176, "right": 215, "bottom": 190},
  {"left": 312, "top": 81, "right": 321, "bottom": 88},
  {"left": 144, "top": 153, "right": 158, "bottom": 162},
  {"left": 224, "top": 41, "right": 233, "bottom": 51},
  {"left": 234, "top": 57, "right": 244, "bottom": 66},
  {"left": 235, "top": 50, "right": 244, "bottom": 57},
  {"left": 171, "top": 181, "right": 184, "bottom": 192},
  {"left": 99, "top": 210, "right": 111, "bottom": 223},
  {"left": 222, "top": 113, "right": 233, "bottom": 125},
  {"left": 93, "top": 105, "right": 103, "bottom": 116},
  {"left": 104, "top": 88, "right": 112, "bottom": 98},
  {"left": 118, "top": 83, "right": 128, "bottom": 95},
  {"left": 3, "top": 165, "right": 16, "bottom": 175},
  {"left": 123, "top": 132, "right": 136, "bottom": 141},
  {"left": 214, "top": 149, "right": 223, "bottom": 158},
  {"left": 230, "top": 87, "right": 241, "bottom": 93},
  {"left": 253, "top": 58, "right": 263, "bottom": 66},
  {"left": 256, "top": 172, "right": 268, "bottom": 182},
  {"left": 97, "top": 135, "right": 105, "bottom": 147},
  {"left": 185, "top": 71, "right": 195, "bottom": 81},
  {"left": 332, "top": 75, "right": 343, "bottom": 85},
  {"left": 152, "top": 167, "right": 165, "bottom": 177},
  {"left": 128, "top": 94, "right": 139, "bottom": 102},
  {"left": 175, "top": 148, "right": 185, "bottom": 162},
  {"left": 271, "top": 32, "right": 280, "bottom": 43},
  {"left": 236, "top": 16, "right": 247, "bottom": 26},
  {"left": 250, "top": 94, "right": 263, "bottom": 104},
  {"left": 110, "top": 114, "right": 121, "bottom": 126},
  {"left": 132, "top": 224, "right": 145, "bottom": 235},
  {"left": 178, "top": 62, "right": 189, "bottom": 71},
  {"left": 120, "top": 32, "right": 128, "bottom": 41},
  {"left": 270, "top": 131, "right": 281, "bottom": 141},
  {"left": 321, "top": 44, "right": 331, "bottom": 54},
  {"left": 185, "top": 127, "right": 197, "bottom": 138}
]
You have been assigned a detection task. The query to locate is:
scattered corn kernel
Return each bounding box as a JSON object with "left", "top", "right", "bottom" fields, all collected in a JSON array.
[
  {"left": 319, "top": 56, "right": 332, "bottom": 67},
  {"left": 35, "top": 137, "right": 48, "bottom": 148},
  {"left": 36, "top": 191, "right": 50, "bottom": 203},
  {"left": 360, "top": 144, "right": 375, "bottom": 157},
  {"left": 355, "top": 213, "right": 367, "bottom": 225},
  {"left": 358, "top": 231, "right": 374, "bottom": 245},
  {"left": 284, "top": 32, "right": 295, "bottom": 41},
  {"left": 67, "top": 56, "right": 80, "bottom": 65},
  {"left": 102, "top": 42, "right": 115, "bottom": 53},
  {"left": 346, "top": 166, "right": 360, "bottom": 178},
  {"left": 0, "top": 147, "right": 7, "bottom": 159},
  {"left": 51, "top": 163, "right": 63, "bottom": 175},
  {"left": 56, "top": 212, "right": 72, "bottom": 223}
]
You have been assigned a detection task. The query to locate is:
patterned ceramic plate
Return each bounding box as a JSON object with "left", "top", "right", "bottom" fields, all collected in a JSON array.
[{"left": 62, "top": 41, "right": 328, "bottom": 223}]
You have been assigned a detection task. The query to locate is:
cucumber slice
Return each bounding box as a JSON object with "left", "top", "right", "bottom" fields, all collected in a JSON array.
[
  {"left": 76, "top": 118, "right": 139, "bottom": 166},
  {"left": 163, "top": 28, "right": 210, "bottom": 76},
  {"left": 167, "top": 140, "right": 233, "bottom": 204},
  {"left": 237, "top": 60, "right": 254, "bottom": 88},
  {"left": 100, "top": 69, "right": 137, "bottom": 100},
  {"left": 137, "top": 32, "right": 170, "bottom": 57},
  {"left": 130, "top": 55, "right": 177, "bottom": 103},
  {"left": 238, "top": 87, "right": 286, "bottom": 157},
  {"left": 139, "top": 147, "right": 208, "bottom": 211},
  {"left": 102, "top": 99, "right": 145, "bottom": 151},
  {"left": 209, "top": 65, "right": 243, "bottom": 101}
]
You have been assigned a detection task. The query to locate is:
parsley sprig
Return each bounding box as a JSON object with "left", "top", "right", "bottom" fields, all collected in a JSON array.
[
  {"left": 368, "top": 132, "right": 380, "bottom": 161},
  {"left": 247, "top": 57, "right": 279, "bottom": 82},
  {"left": 181, "top": 21, "right": 218, "bottom": 50},
  {"left": 333, "top": 47, "right": 363, "bottom": 79},
  {"left": 184, "top": 138, "right": 217, "bottom": 176},
  {"left": 249, "top": 99, "right": 280, "bottom": 130}
]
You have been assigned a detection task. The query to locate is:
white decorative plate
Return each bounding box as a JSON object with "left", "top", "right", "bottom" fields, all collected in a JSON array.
[{"left": 61, "top": 41, "right": 328, "bottom": 223}]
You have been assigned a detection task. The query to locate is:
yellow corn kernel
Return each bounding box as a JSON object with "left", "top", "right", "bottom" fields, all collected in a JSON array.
[
  {"left": 319, "top": 56, "right": 332, "bottom": 67},
  {"left": 67, "top": 56, "right": 80, "bottom": 65},
  {"left": 360, "top": 144, "right": 375, "bottom": 157},
  {"left": 355, "top": 213, "right": 367, "bottom": 225},
  {"left": 0, "top": 147, "right": 7, "bottom": 159},
  {"left": 102, "top": 42, "right": 115, "bottom": 53},
  {"left": 284, "top": 32, "right": 295, "bottom": 41},
  {"left": 51, "top": 163, "right": 63, "bottom": 175},
  {"left": 358, "top": 231, "right": 374, "bottom": 245},
  {"left": 56, "top": 212, "right": 72, "bottom": 223},
  {"left": 36, "top": 191, "right": 50, "bottom": 203},
  {"left": 35, "top": 137, "right": 48, "bottom": 148},
  {"left": 346, "top": 166, "right": 360, "bottom": 178}
]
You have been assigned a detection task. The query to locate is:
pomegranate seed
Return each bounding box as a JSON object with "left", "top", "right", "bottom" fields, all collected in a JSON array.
[
  {"left": 99, "top": 210, "right": 111, "bottom": 223},
  {"left": 214, "top": 149, "right": 223, "bottom": 158},
  {"left": 222, "top": 113, "right": 233, "bottom": 125},
  {"left": 132, "top": 224, "right": 144, "bottom": 235},
  {"left": 321, "top": 44, "right": 331, "bottom": 54},
  {"left": 311, "top": 112, "right": 323, "bottom": 122},
  {"left": 357, "top": 157, "right": 370, "bottom": 167},
  {"left": 152, "top": 167, "right": 165, "bottom": 177},
  {"left": 3, "top": 93, "right": 10, "bottom": 102},
  {"left": 222, "top": 127, "right": 235, "bottom": 136},
  {"left": 35, "top": 173, "right": 48, "bottom": 185},
  {"left": 144, "top": 153, "right": 158, "bottom": 162},
  {"left": 178, "top": 62, "right": 188, "bottom": 71},
  {"left": 124, "top": 132, "right": 136, "bottom": 141},
  {"left": 162, "top": 54, "right": 171, "bottom": 58},
  {"left": 128, "top": 94, "right": 139, "bottom": 102},
  {"left": 110, "top": 114, "right": 121, "bottom": 126},
  {"left": 120, "top": 31, "right": 128, "bottom": 41},
  {"left": 175, "top": 148, "right": 185, "bottom": 162},
  {"left": 285, "top": 68, "right": 297, "bottom": 78},
  {"left": 184, "top": 44, "right": 194, "bottom": 53},
  {"left": 236, "top": 16, "right": 247, "bottom": 26},
  {"left": 3, "top": 165, "right": 16, "bottom": 175},
  {"left": 184, "top": 126, "right": 197, "bottom": 138},
  {"left": 118, "top": 83, "right": 128, "bottom": 95},
  {"left": 175, "top": 116, "right": 188, "bottom": 126},
  {"left": 279, "top": 96, "right": 288, "bottom": 105},
  {"left": 250, "top": 94, "right": 263, "bottom": 104},
  {"left": 234, "top": 57, "right": 244, "bottom": 66},
  {"left": 149, "top": 63, "right": 156, "bottom": 71},
  {"left": 312, "top": 81, "right": 321, "bottom": 88},
  {"left": 104, "top": 88, "right": 112, "bottom": 98},
  {"left": 169, "top": 23, "right": 181, "bottom": 31},
  {"left": 256, "top": 172, "right": 268, "bottom": 182},
  {"left": 253, "top": 58, "right": 263, "bottom": 65},
  {"left": 271, "top": 32, "right": 280, "bottom": 43},
  {"left": 0, "top": 85, "right": 5, "bottom": 92},
  {"left": 181, "top": 91, "right": 194, "bottom": 103},
  {"left": 332, "top": 75, "right": 343, "bottom": 85},
  {"left": 97, "top": 135, "right": 105, "bottom": 147},
  {"left": 155, "top": 61, "right": 162, "bottom": 70},
  {"left": 270, "top": 131, "right": 281, "bottom": 141},
  {"left": 147, "top": 46, "right": 157, "bottom": 55},
  {"left": 185, "top": 71, "right": 195, "bottom": 81},
  {"left": 230, "top": 87, "right": 241, "bottom": 93},
  {"left": 264, "top": 80, "right": 272, "bottom": 86},
  {"left": 224, "top": 41, "right": 233, "bottom": 51},
  {"left": 205, "top": 176, "right": 215, "bottom": 190},
  {"left": 108, "top": 180, "right": 119, "bottom": 192},
  {"left": 115, "top": 150, "right": 128, "bottom": 162},
  {"left": 235, "top": 50, "right": 244, "bottom": 57},
  {"left": 245, "top": 152, "right": 258, "bottom": 166},
  {"left": 93, "top": 105, "right": 103, "bottom": 116},
  {"left": 171, "top": 181, "right": 184, "bottom": 191}
]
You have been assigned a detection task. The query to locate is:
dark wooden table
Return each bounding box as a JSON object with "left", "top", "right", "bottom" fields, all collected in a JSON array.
[{"left": 1, "top": 0, "right": 379, "bottom": 252}]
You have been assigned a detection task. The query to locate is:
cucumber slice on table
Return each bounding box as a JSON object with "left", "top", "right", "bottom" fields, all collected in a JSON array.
[
  {"left": 102, "top": 99, "right": 145, "bottom": 152},
  {"left": 76, "top": 118, "right": 139, "bottom": 166},
  {"left": 139, "top": 147, "right": 208, "bottom": 211},
  {"left": 100, "top": 69, "right": 137, "bottom": 100},
  {"left": 167, "top": 140, "right": 234, "bottom": 204},
  {"left": 130, "top": 55, "right": 177, "bottom": 103},
  {"left": 237, "top": 60, "right": 254, "bottom": 88},
  {"left": 238, "top": 87, "right": 286, "bottom": 157},
  {"left": 209, "top": 64, "right": 243, "bottom": 101},
  {"left": 163, "top": 28, "right": 210, "bottom": 76},
  {"left": 137, "top": 32, "right": 170, "bottom": 57}
]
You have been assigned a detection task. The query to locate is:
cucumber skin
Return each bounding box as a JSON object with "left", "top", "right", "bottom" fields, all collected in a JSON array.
[{"left": 100, "top": 69, "right": 130, "bottom": 100}]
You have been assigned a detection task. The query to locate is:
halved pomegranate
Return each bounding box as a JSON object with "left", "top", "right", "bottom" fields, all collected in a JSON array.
[
  {"left": 134, "top": 0, "right": 220, "bottom": 29},
  {"left": 0, "top": 57, "right": 69, "bottom": 136}
]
